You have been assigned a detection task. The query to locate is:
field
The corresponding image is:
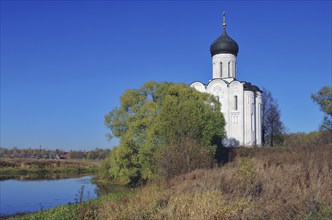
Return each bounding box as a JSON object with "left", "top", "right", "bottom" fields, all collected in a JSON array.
[{"left": 0, "top": 158, "right": 100, "bottom": 180}]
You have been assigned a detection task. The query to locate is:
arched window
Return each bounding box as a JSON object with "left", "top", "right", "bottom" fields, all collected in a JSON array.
[
  {"left": 234, "top": 62, "right": 236, "bottom": 76},
  {"left": 220, "top": 62, "right": 222, "bottom": 76},
  {"left": 228, "top": 62, "right": 230, "bottom": 77},
  {"left": 234, "top": 95, "right": 238, "bottom": 110}
]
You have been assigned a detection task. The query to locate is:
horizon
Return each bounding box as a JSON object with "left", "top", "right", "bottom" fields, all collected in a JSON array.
[{"left": 1, "top": 1, "right": 331, "bottom": 150}]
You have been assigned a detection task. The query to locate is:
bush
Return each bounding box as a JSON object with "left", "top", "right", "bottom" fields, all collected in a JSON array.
[{"left": 154, "top": 138, "right": 215, "bottom": 180}]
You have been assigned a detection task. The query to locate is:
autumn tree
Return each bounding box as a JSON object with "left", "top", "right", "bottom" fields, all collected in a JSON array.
[
  {"left": 311, "top": 86, "right": 332, "bottom": 131},
  {"left": 262, "top": 88, "right": 285, "bottom": 147},
  {"left": 104, "top": 81, "right": 225, "bottom": 185}
]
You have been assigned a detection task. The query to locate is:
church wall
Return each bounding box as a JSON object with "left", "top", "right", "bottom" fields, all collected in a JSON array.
[
  {"left": 212, "top": 54, "right": 237, "bottom": 79},
  {"left": 244, "top": 90, "right": 255, "bottom": 146},
  {"left": 191, "top": 82, "right": 206, "bottom": 93},
  {"left": 191, "top": 80, "right": 261, "bottom": 146},
  {"left": 255, "top": 91, "right": 262, "bottom": 145},
  {"left": 206, "top": 80, "right": 230, "bottom": 136},
  {"left": 229, "top": 81, "right": 244, "bottom": 144}
]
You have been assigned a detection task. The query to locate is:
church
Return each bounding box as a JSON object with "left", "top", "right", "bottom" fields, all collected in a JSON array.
[{"left": 190, "top": 13, "right": 262, "bottom": 146}]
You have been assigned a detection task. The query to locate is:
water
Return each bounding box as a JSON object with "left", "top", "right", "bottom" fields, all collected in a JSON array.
[{"left": 0, "top": 176, "right": 98, "bottom": 216}]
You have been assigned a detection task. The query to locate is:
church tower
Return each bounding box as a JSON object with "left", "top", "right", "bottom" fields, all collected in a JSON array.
[
  {"left": 210, "top": 12, "right": 239, "bottom": 81},
  {"left": 191, "top": 12, "right": 262, "bottom": 146}
]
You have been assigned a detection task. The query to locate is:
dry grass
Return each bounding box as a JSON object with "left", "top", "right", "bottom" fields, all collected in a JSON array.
[{"left": 97, "top": 133, "right": 332, "bottom": 219}]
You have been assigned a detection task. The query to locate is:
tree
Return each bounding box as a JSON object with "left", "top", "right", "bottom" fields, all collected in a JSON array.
[
  {"left": 104, "top": 81, "right": 225, "bottom": 185},
  {"left": 311, "top": 86, "right": 332, "bottom": 131},
  {"left": 262, "top": 88, "right": 285, "bottom": 147}
]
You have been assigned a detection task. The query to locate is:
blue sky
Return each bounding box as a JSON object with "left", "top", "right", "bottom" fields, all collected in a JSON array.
[{"left": 1, "top": 1, "right": 331, "bottom": 150}]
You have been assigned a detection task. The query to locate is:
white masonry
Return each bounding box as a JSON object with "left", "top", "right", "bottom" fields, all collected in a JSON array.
[{"left": 191, "top": 12, "right": 262, "bottom": 146}]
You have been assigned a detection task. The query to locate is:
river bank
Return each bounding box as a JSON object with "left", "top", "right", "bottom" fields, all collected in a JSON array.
[
  {"left": 0, "top": 159, "right": 131, "bottom": 219},
  {"left": 0, "top": 158, "right": 100, "bottom": 180},
  {"left": 1, "top": 177, "right": 132, "bottom": 220}
]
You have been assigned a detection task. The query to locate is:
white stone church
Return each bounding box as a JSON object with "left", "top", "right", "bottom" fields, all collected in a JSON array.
[{"left": 191, "top": 13, "right": 262, "bottom": 146}]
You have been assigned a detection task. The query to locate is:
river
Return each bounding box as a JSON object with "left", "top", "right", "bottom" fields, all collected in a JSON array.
[{"left": 0, "top": 176, "right": 98, "bottom": 216}]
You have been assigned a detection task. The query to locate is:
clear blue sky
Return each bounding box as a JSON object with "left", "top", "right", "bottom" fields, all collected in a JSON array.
[{"left": 1, "top": 1, "right": 331, "bottom": 150}]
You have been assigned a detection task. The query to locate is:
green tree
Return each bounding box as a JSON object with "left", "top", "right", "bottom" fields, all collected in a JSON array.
[
  {"left": 311, "top": 86, "right": 332, "bottom": 131},
  {"left": 104, "top": 81, "right": 225, "bottom": 185}
]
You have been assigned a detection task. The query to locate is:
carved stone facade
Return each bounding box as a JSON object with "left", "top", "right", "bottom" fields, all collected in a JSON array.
[{"left": 190, "top": 13, "right": 262, "bottom": 146}]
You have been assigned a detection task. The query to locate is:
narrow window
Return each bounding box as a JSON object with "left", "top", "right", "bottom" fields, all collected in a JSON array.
[
  {"left": 233, "top": 61, "right": 235, "bottom": 77},
  {"left": 251, "top": 104, "right": 255, "bottom": 131},
  {"left": 220, "top": 62, "right": 222, "bottom": 77},
  {"left": 234, "top": 62, "right": 236, "bottom": 76},
  {"left": 228, "top": 62, "right": 230, "bottom": 77},
  {"left": 234, "top": 95, "right": 238, "bottom": 110}
]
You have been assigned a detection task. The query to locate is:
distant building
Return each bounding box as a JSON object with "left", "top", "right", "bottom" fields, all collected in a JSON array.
[{"left": 191, "top": 12, "right": 262, "bottom": 146}]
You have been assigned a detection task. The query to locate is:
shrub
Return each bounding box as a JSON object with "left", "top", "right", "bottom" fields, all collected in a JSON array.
[{"left": 154, "top": 138, "right": 215, "bottom": 180}]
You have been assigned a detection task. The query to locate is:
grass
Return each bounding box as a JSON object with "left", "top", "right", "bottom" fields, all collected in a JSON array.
[{"left": 6, "top": 203, "right": 78, "bottom": 220}]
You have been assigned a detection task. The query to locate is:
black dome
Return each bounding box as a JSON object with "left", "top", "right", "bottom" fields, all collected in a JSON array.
[{"left": 210, "top": 30, "right": 239, "bottom": 56}]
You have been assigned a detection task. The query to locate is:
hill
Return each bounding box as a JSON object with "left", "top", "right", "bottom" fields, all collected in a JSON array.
[{"left": 96, "top": 132, "right": 332, "bottom": 219}]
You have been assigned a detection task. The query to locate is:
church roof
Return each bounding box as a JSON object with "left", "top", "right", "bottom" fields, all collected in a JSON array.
[
  {"left": 243, "top": 82, "right": 262, "bottom": 92},
  {"left": 210, "top": 12, "right": 239, "bottom": 57},
  {"left": 210, "top": 31, "right": 239, "bottom": 56}
]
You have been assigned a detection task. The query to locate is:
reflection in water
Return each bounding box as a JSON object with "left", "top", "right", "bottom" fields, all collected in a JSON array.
[{"left": 0, "top": 176, "right": 98, "bottom": 216}]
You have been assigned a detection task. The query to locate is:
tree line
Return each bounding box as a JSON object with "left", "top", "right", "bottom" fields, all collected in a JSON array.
[
  {"left": 262, "top": 85, "right": 331, "bottom": 146},
  {"left": 0, "top": 147, "right": 111, "bottom": 160}
]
